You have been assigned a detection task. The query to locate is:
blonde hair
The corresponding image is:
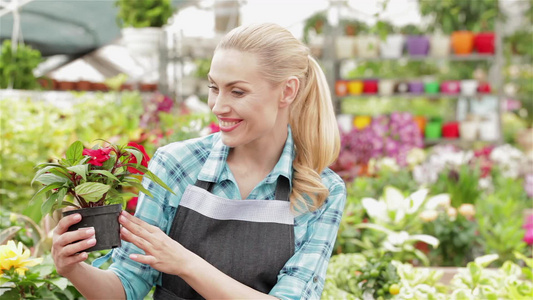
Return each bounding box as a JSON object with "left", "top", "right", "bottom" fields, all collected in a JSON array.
[{"left": 216, "top": 23, "right": 340, "bottom": 211}]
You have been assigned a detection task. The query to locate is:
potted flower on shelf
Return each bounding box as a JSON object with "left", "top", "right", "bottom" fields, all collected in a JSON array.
[
  {"left": 116, "top": 0, "right": 175, "bottom": 56},
  {"left": 31, "top": 140, "right": 175, "bottom": 252}
]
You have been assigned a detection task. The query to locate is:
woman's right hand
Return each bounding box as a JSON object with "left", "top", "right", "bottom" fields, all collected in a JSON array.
[{"left": 51, "top": 213, "right": 96, "bottom": 277}]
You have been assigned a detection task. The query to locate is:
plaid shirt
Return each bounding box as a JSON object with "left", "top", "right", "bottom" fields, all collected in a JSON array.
[{"left": 106, "top": 128, "right": 346, "bottom": 300}]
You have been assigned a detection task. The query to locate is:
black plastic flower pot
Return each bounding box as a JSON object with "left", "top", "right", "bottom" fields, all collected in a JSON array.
[{"left": 62, "top": 204, "right": 122, "bottom": 252}]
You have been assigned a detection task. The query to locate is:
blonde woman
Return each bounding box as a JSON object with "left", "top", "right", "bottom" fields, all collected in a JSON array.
[{"left": 52, "top": 23, "right": 346, "bottom": 299}]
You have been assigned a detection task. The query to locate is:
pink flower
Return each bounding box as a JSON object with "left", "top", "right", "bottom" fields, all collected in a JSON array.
[
  {"left": 524, "top": 228, "right": 533, "bottom": 245},
  {"left": 83, "top": 148, "right": 112, "bottom": 166}
]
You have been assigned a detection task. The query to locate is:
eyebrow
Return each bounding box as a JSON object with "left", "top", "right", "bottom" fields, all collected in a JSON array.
[{"left": 207, "top": 74, "right": 250, "bottom": 87}]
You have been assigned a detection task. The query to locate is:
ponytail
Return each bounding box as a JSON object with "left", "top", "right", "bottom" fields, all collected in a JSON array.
[{"left": 289, "top": 56, "right": 340, "bottom": 212}]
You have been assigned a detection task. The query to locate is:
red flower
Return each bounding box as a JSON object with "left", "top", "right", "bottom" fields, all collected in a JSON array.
[
  {"left": 127, "top": 142, "right": 150, "bottom": 174},
  {"left": 209, "top": 122, "right": 220, "bottom": 133},
  {"left": 126, "top": 197, "right": 138, "bottom": 214},
  {"left": 83, "top": 148, "right": 112, "bottom": 166}
]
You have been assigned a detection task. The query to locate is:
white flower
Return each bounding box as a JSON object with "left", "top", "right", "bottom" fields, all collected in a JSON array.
[{"left": 420, "top": 210, "right": 439, "bottom": 222}]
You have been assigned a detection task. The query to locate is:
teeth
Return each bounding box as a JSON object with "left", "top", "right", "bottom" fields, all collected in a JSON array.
[{"left": 220, "top": 121, "right": 239, "bottom": 127}]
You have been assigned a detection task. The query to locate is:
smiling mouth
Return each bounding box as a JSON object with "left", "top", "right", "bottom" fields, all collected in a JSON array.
[{"left": 219, "top": 120, "right": 240, "bottom": 127}]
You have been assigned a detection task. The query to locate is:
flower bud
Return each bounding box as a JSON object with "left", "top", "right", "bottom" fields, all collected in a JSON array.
[
  {"left": 458, "top": 204, "right": 476, "bottom": 218},
  {"left": 447, "top": 207, "right": 457, "bottom": 219},
  {"left": 420, "top": 210, "right": 438, "bottom": 222}
]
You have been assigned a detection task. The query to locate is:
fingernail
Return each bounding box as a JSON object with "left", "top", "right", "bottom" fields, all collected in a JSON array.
[
  {"left": 119, "top": 216, "right": 126, "bottom": 222},
  {"left": 86, "top": 228, "right": 95, "bottom": 235},
  {"left": 73, "top": 214, "right": 81, "bottom": 220},
  {"left": 87, "top": 238, "right": 96, "bottom": 245}
]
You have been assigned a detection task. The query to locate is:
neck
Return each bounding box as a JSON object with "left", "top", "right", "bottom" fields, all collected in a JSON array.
[{"left": 227, "top": 125, "right": 288, "bottom": 176}]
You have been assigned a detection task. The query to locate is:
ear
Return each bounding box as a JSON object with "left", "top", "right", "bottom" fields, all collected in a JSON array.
[{"left": 279, "top": 76, "right": 299, "bottom": 108}]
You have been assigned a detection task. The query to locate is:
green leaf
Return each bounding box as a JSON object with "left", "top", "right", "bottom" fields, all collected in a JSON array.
[
  {"left": 144, "top": 170, "right": 175, "bottom": 195},
  {"left": 67, "top": 165, "right": 88, "bottom": 182},
  {"left": 31, "top": 165, "right": 67, "bottom": 186},
  {"left": 89, "top": 170, "right": 120, "bottom": 182},
  {"left": 66, "top": 141, "right": 84, "bottom": 161},
  {"left": 30, "top": 182, "right": 64, "bottom": 204},
  {"left": 33, "top": 173, "right": 69, "bottom": 185},
  {"left": 125, "top": 148, "right": 143, "bottom": 168},
  {"left": 41, "top": 192, "right": 59, "bottom": 216},
  {"left": 74, "top": 182, "right": 111, "bottom": 202},
  {"left": 122, "top": 181, "right": 153, "bottom": 198},
  {"left": 49, "top": 277, "right": 69, "bottom": 290}
]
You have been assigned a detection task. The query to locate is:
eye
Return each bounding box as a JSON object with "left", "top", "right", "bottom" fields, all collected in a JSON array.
[
  {"left": 231, "top": 90, "right": 245, "bottom": 97},
  {"left": 207, "top": 85, "right": 219, "bottom": 93}
]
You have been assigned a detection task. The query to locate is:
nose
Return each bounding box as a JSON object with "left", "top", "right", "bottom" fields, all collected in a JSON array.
[{"left": 209, "top": 93, "right": 231, "bottom": 115}]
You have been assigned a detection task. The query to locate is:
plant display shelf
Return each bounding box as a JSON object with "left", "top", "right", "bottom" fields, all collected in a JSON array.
[
  {"left": 337, "top": 54, "right": 495, "bottom": 63},
  {"left": 338, "top": 93, "right": 494, "bottom": 100}
]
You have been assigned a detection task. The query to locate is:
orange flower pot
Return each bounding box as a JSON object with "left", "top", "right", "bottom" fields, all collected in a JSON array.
[
  {"left": 451, "top": 31, "right": 474, "bottom": 55},
  {"left": 413, "top": 116, "right": 427, "bottom": 135},
  {"left": 347, "top": 80, "right": 364, "bottom": 95},
  {"left": 335, "top": 80, "right": 348, "bottom": 97}
]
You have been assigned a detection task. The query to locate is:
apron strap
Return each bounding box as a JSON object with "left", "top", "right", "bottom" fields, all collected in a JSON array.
[{"left": 194, "top": 175, "right": 291, "bottom": 202}]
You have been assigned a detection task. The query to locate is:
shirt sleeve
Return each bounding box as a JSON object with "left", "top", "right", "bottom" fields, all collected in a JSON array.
[
  {"left": 108, "top": 148, "right": 175, "bottom": 300},
  {"left": 269, "top": 179, "right": 347, "bottom": 300}
]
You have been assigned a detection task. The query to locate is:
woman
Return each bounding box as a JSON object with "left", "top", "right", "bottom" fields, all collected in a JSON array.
[{"left": 52, "top": 23, "right": 346, "bottom": 299}]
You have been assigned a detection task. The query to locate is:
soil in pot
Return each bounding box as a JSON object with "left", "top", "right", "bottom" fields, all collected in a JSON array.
[{"left": 63, "top": 204, "right": 122, "bottom": 252}]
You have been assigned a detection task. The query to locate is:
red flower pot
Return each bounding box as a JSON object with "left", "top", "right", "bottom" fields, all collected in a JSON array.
[
  {"left": 478, "top": 82, "right": 491, "bottom": 93},
  {"left": 363, "top": 80, "right": 378, "bottom": 94},
  {"left": 474, "top": 32, "right": 495, "bottom": 54},
  {"left": 442, "top": 122, "right": 460, "bottom": 138}
]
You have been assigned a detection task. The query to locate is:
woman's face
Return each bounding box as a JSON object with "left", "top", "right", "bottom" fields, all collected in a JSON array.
[{"left": 207, "top": 49, "right": 284, "bottom": 148}]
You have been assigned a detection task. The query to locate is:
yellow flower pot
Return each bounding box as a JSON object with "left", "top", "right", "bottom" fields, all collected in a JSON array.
[
  {"left": 353, "top": 115, "right": 372, "bottom": 129},
  {"left": 347, "top": 80, "right": 364, "bottom": 95}
]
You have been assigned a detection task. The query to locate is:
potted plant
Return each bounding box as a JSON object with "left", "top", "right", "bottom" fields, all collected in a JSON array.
[
  {"left": 116, "top": 0, "right": 175, "bottom": 56},
  {"left": 31, "top": 140, "right": 175, "bottom": 252},
  {"left": 0, "top": 40, "right": 42, "bottom": 90},
  {"left": 402, "top": 25, "right": 429, "bottom": 56}
]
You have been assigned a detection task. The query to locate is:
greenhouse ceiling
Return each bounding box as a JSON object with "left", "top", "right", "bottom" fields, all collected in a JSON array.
[{"left": 0, "top": 0, "right": 189, "bottom": 57}]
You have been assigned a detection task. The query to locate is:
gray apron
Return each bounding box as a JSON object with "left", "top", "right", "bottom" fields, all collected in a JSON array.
[{"left": 154, "top": 176, "right": 295, "bottom": 299}]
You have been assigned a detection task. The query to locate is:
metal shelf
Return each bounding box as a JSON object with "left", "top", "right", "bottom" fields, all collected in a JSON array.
[
  {"left": 338, "top": 93, "right": 495, "bottom": 100},
  {"left": 337, "top": 54, "right": 496, "bottom": 63}
]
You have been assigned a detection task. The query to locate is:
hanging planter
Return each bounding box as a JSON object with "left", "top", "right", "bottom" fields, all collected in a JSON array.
[
  {"left": 430, "top": 34, "right": 451, "bottom": 57},
  {"left": 356, "top": 35, "right": 380, "bottom": 58},
  {"left": 379, "top": 34, "right": 404, "bottom": 58},
  {"left": 474, "top": 32, "right": 495, "bottom": 54},
  {"left": 406, "top": 35, "right": 430, "bottom": 56},
  {"left": 451, "top": 31, "right": 474, "bottom": 55},
  {"left": 122, "top": 27, "right": 163, "bottom": 56},
  {"left": 378, "top": 79, "right": 395, "bottom": 96}
]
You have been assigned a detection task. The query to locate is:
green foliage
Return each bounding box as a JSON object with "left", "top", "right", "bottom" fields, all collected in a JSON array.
[
  {"left": 0, "top": 40, "right": 42, "bottom": 90},
  {"left": 302, "top": 11, "right": 328, "bottom": 43},
  {"left": 0, "top": 254, "right": 83, "bottom": 299},
  {"left": 475, "top": 190, "right": 527, "bottom": 265},
  {"left": 116, "top": 0, "right": 174, "bottom": 28},
  {"left": 0, "top": 92, "right": 144, "bottom": 216},
  {"left": 423, "top": 212, "right": 481, "bottom": 266},
  {"left": 430, "top": 164, "right": 482, "bottom": 207},
  {"left": 418, "top": 0, "right": 500, "bottom": 33}
]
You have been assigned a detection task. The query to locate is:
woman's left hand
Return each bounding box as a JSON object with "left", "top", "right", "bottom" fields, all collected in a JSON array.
[{"left": 119, "top": 211, "right": 189, "bottom": 275}]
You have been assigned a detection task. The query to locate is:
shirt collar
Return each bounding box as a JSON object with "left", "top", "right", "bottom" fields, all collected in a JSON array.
[{"left": 197, "top": 126, "right": 295, "bottom": 186}]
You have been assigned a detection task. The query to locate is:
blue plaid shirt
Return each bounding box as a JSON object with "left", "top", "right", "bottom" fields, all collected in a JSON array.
[{"left": 106, "top": 128, "right": 346, "bottom": 300}]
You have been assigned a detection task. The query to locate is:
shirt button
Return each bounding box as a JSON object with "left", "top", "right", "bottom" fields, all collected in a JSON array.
[{"left": 313, "top": 276, "right": 318, "bottom": 283}]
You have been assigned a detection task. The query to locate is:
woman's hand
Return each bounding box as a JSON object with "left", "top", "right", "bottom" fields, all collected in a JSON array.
[
  {"left": 119, "top": 211, "right": 189, "bottom": 276},
  {"left": 52, "top": 213, "right": 95, "bottom": 277}
]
